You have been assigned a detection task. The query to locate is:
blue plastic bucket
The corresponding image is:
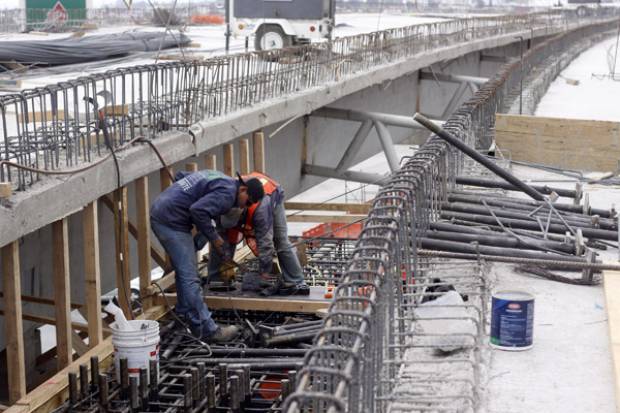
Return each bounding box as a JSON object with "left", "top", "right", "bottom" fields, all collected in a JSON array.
[{"left": 490, "top": 290, "right": 534, "bottom": 351}]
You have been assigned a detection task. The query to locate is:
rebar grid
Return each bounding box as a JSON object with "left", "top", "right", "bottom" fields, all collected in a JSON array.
[
  {"left": 2, "top": 10, "right": 617, "bottom": 190},
  {"left": 283, "top": 18, "right": 620, "bottom": 413}
]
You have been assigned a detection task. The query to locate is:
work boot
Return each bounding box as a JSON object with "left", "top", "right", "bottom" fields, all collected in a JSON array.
[
  {"left": 206, "top": 324, "right": 240, "bottom": 343},
  {"left": 278, "top": 282, "right": 310, "bottom": 296}
]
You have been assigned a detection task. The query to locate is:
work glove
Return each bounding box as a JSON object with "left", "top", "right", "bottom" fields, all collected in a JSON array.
[{"left": 194, "top": 233, "right": 208, "bottom": 251}]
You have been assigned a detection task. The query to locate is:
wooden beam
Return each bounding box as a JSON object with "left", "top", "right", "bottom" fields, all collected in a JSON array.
[
  {"left": 0, "top": 309, "right": 110, "bottom": 334},
  {"left": 160, "top": 167, "right": 174, "bottom": 191},
  {"left": 100, "top": 196, "right": 167, "bottom": 268},
  {"left": 0, "top": 293, "right": 81, "bottom": 309},
  {"left": 83, "top": 201, "right": 103, "bottom": 348},
  {"left": 52, "top": 218, "right": 72, "bottom": 370},
  {"left": 252, "top": 131, "right": 265, "bottom": 173},
  {"left": 2, "top": 241, "right": 26, "bottom": 404},
  {"left": 156, "top": 289, "right": 329, "bottom": 313},
  {"left": 185, "top": 162, "right": 198, "bottom": 173},
  {"left": 145, "top": 271, "right": 176, "bottom": 297},
  {"left": 223, "top": 143, "right": 234, "bottom": 176},
  {"left": 113, "top": 188, "right": 132, "bottom": 318},
  {"left": 5, "top": 305, "right": 168, "bottom": 413},
  {"left": 135, "top": 178, "right": 152, "bottom": 307},
  {"left": 285, "top": 214, "right": 366, "bottom": 224},
  {"left": 285, "top": 202, "right": 371, "bottom": 215},
  {"left": 205, "top": 153, "right": 217, "bottom": 170},
  {"left": 604, "top": 269, "right": 620, "bottom": 413},
  {"left": 70, "top": 331, "right": 89, "bottom": 357},
  {"left": 495, "top": 114, "right": 620, "bottom": 171},
  {"left": 239, "top": 139, "right": 250, "bottom": 175},
  {"left": 0, "top": 182, "right": 11, "bottom": 199}
]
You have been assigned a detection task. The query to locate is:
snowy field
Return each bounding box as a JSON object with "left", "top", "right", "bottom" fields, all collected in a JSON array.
[{"left": 536, "top": 35, "right": 620, "bottom": 121}]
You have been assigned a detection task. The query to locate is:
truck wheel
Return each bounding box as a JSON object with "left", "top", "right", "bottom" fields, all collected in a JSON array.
[
  {"left": 576, "top": 6, "right": 589, "bottom": 17},
  {"left": 255, "top": 25, "right": 292, "bottom": 51}
]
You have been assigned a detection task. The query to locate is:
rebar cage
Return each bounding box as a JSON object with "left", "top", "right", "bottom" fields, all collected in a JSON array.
[{"left": 283, "top": 18, "right": 620, "bottom": 413}]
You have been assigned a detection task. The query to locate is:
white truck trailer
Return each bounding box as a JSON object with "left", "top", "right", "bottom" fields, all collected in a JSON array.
[{"left": 228, "top": 0, "right": 336, "bottom": 51}]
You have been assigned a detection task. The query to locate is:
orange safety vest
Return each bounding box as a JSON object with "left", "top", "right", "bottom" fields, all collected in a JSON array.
[{"left": 226, "top": 172, "right": 279, "bottom": 256}]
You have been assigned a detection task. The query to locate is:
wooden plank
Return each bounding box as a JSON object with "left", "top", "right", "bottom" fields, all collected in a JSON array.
[
  {"left": 0, "top": 182, "right": 12, "bottom": 199},
  {"left": 185, "top": 162, "right": 198, "bottom": 172},
  {"left": 252, "top": 131, "right": 265, "bottom": 173},
  {"left": 113, "top": 188, "right": 132, "bottom": 318},
  {"left": 157, "top": 288, "right": 329, "bottom": 313},
  {"left": 135, "top": 177, "right": 152, "bottom": 306},
  {"left": 0, "top": 293, "right": 81, "bottom": 309},
  {"left": 604, "top": 269, "right": 620, "bottom": 413},
  {"left": 5, "top": 306, "right": 168, "bottom": 413},
  {"left": 239, "top": 139, "right": 250, "bottom": 175},
  {"left": 160, "top": 167, "right": 174, "bottom": 191},
  {"left": 83, "top": 201, "right": 103, "bottom": 348},
  {"left": 145, "top": 271, "right": 176, "bottom": 297},
  {"left": 52, "top": 218, "right": 72, "bottom": 370},
  {"left": 1, "top": 241, "right": 26, "bottom": 404},
  {"left": 70, "top": 331, "right": 89, "bottom": 357},
  {"left": 223, "top": 143, "right": 234, "bottom": 176},
  {"left": 100, "top": 196, "right": 167, "bottom": 268},
  {"left": 495, "top": 114, "right": 620, "bottom": 171},
  {"left": 285, "top": 202, "right": 371, "bottom": 215},
  {"left": 0, "top": 309, "right": 110, "bottom": 334},
  {"left": 285, "top": 214, "right": 366, "bottom": 224},
  {"left": 205, "top": 153, "right": 217, "bottom": 170}
]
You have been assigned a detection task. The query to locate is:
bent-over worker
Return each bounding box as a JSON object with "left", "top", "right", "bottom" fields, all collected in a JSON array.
[
  {"left": 150, "top": 169, "right": 265, "bottom": 342},
  {"left": 209, "top": 172, "right": 310, "bottom": 296}
]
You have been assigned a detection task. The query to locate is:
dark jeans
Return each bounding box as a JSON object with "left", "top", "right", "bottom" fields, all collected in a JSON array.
[{"left": 151, "top": 220, "right": 217, "bottom": 335}]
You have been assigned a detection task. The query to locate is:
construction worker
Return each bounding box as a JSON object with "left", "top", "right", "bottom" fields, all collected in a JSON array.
[
  {"left": 150, "top": 169, "right": 265, "bottom": 342},
  {"left": 209, "top": 172, "right": 310, "bottom": 296}
]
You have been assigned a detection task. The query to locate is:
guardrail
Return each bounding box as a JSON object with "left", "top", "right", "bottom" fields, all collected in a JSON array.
[
  {"left": 0, "top": 9, "right": 616, "bottom": 191},
  {"left": 282, "top": 17, "right": 620, "bottom": 413}
]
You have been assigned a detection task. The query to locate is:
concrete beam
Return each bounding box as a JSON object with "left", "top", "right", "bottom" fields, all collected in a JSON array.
[
  {"left": 419, "top": 71, "right": 489, "bottom": 86},
  {"left": 302, "top": 164, "right": 388, "bottom": 185},
  {"left": 314, "top": 107, "right": 443, "bottom": 130},
  {"left": 0, "top": 23, "right": 590, "bottom": 247}
]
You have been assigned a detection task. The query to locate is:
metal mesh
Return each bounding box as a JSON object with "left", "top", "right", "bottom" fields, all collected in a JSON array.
[{"left": 283, "top": 18, "right": 619, "bottom": 413}]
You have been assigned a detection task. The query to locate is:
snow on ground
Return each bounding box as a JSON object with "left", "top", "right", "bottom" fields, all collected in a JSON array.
[{"left": 535, "top": 35, "right": 620, "bottom": 122}]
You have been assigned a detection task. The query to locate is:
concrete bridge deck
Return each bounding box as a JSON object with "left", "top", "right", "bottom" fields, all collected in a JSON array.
[{"left": 0, "top": 11, "right": 614, "bottom": 248}]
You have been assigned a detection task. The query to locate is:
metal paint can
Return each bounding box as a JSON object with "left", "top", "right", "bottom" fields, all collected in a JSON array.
[{"left": 490, "top": 290, "right": 534, "bottom": 351}]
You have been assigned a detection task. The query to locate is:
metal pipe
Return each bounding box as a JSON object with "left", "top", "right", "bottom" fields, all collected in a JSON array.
[
  {"left": 419, "top": 237, "right": 587, "bottom": 262},
  {"left": 454, "top": 176, "right": 578, "bottom": 199},
  {"left": 441, "top": 211, "right": 618, "bottom": 241},
  {"left": 374, "top": 120, "right": 400, "bottom": 172},
  {"left": 314, "top": 107, "right": 444, "bottom": 130},
  {"left": 68, "top": 372, "right": 79, "bottom": 405},
  {"left": 414, "top": 112, "right": 545, "bottom": 201},
  {"left": 447, "top": 192, "right": 612, "bottom": 218},
  {"left": 426, "top": 229, "right": 575, "bottom": 254},
  {"left": 79, "top": 364, "right": 89, "bottom": 399},
  {"left": 417, "top": 249, "right": 620, "bottom": 271},
  {"left": 303, "top": 163, "right": 388, "bottom": 185},
  {"left": 336, "top": 119, "right": 374, "bottom": 173},
  {"left": 441, "top": 202, "right": 617, "bottom": 231}
]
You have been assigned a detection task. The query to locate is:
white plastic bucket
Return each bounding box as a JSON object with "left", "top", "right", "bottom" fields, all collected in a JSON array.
[{"left": 112, "top": 320, "right": 160, "bottom": 383}]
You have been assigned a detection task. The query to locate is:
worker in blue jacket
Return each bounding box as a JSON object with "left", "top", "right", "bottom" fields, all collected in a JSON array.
[
  {"left": 210, "top": 172, "right": 310, "bottom": 296},
  {"left": 150, "top": 170, "right": 264, "bottom": 342}
]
